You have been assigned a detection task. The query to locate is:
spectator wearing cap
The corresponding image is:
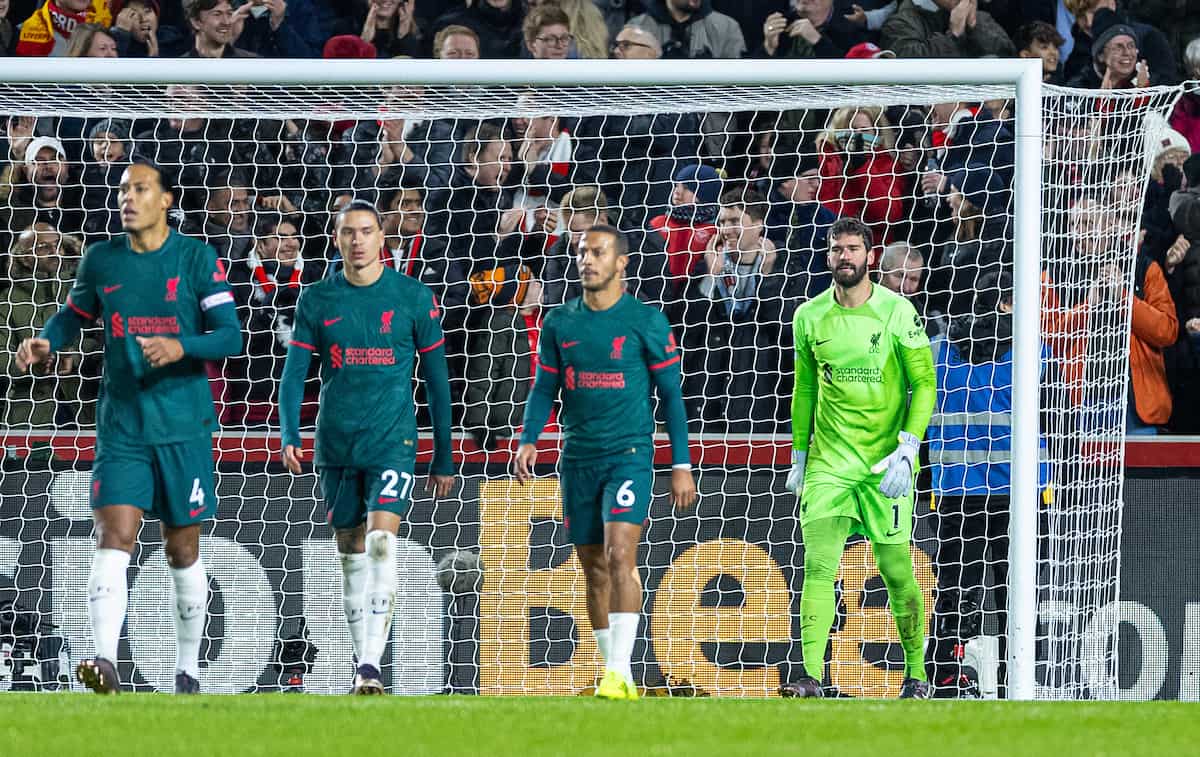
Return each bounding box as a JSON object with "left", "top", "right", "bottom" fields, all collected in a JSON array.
[
  {"left": 1061, "top": 0, "right": 1177, "bottom": 86},
  {"left": 1140, "top": 117, "right": 1190, "bottom": 263},
  {"left": 431, "top": 0, "right": 524, "bottom": 59},
  {"left": 81, "top": 119, "right": 132, "bottom": 240},
  {"left": 630, "top": 0, "right": 746, "bottom": 60},
  {"left": 760, "top": 0, "right": 869, "bottom": 59},
  {"left": 357, "top": 0, "right": 425, "bottom": 58},
  {"left": 881, "top": 0, "right": 1014, "bottom": 59},
  {"left": 1169, "top": 38, "right": 1200, "bottom": 152},
  {"left": 650, "top": 164, "right": 723, "bottom": 296},
  {"left": 845, "top": 41, "right": 894, "bottom": 59},
  {"left": 1067, "top": 11, "right": 1150, "bottom": 88},
  {"left": 1014, "top": 20, "right": 1065, "bottom": 83},
  {"left": 760, "top": 151, "right": 836, "bottom": 302},
  {"left": 5, "top": 136, "right": 85, "bottom": 238},
  {"left": 814, "top": 105, "right": 908, "bottom": 246},
  {"left": 63, "top": 22, "right": 117, "bottom": 56},
  {"left": 15, "top": 0, "right": 112, "bottom": 56},
  {"left": 463, "top": 261, "right": 542, "bottom": 451}
]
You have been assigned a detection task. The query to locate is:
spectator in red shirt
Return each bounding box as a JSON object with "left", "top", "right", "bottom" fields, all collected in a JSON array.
[{"left": 814, "top": 105, "right": 908, "bottom": 245}]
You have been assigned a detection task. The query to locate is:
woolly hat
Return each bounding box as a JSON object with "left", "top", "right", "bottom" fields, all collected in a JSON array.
[
  {"left": 673, "top": 163, "right": 722, "bottom": 206},
  {"left": 323, "top": 34, "right": 377, "bottom": 60},
  {"left": 88, "top": 118, "right": 132, "bottom": 143},
  {"left": 769, "top": 151, "right": 821, "bottom": 183},
  {"left": 1090, "top": 8, "right": 1137, "bottom": 61}
]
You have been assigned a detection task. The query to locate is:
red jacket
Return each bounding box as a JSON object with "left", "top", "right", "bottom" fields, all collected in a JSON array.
[
  {"left": 816, "top": 144, "right": 908, "bottom": 245},
  {"left": 649, "top": 214, "right": 717, "bottom": 280}
]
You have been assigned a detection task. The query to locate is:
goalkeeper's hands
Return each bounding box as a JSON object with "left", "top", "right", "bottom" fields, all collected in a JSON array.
[
  {"left": 785, "top": 449, "right": 806, "bottom": 497},
  {"left": 870, "top": 431, "right": 920, "bottom": 499}
]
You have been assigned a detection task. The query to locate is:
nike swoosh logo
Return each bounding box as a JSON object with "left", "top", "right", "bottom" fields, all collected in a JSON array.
[
  {"left": 814, "top": 338, "right": 831, "bottom": 345},
  {"left": 378, "top": 497, "right": 398, "bottom": 504},
  {"left": 561, "top": 340, "right": 579, "bottom": 349},
  {"left": 324, "top": 317, "right": 343, "bottom": 327},
  {"left": 885, "top": 529, "right": 902, "bottom": 537},
  {"left": 103, "top": 285, "right": 122, "bottom": 294},
  {"left": 189, "top": 506, "right": 206, "bottom": 518},
  {"left": 610, "top": 507, "right": 632, "bottom": 515}
]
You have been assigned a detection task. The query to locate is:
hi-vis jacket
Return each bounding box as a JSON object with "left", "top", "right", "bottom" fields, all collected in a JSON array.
[{"left": 927, "top": 338, "right": 1050, "bottom": 497}]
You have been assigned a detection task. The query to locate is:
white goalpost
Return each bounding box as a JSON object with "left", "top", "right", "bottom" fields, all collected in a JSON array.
[{"left": 0, "top": 57, "right": 1177, "bottom": 700}]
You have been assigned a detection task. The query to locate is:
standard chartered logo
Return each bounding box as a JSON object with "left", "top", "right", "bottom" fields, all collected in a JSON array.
[{"left": 832, "top": 366, "right": 883, "bottom": 384}]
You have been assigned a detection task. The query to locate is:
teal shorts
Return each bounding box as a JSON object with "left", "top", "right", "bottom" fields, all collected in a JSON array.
[
  {"left": 560, "top": 450, "right": 653, "bottom": 546},
  {"left": 91, "top": 435, "right": 217, "bottom": 528},
  {"left": 318, "top": 461, "right": 416, "bottom": 530},
  {"left": 800, "top": 470, "right": 913, "bottom": 545}
]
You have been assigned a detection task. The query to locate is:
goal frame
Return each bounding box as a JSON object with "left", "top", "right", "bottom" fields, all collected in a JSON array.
[{"left": 0, "top": 56, "right": 1045, "bottom": 700}]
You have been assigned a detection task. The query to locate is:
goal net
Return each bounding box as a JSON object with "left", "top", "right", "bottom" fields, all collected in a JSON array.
[{"left": 0, "top": 59, "right": 1179, "bottom": 698}]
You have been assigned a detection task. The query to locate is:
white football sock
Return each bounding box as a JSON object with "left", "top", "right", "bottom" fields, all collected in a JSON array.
[
  {"left": 88, "top": 548, "right": 130, "bottom": 662},
  {"left": 593, "top": 627, "right": 611, "bottom": 664},
  {"left": 339, "top": 551, "right": 369, "bottom": 662},
  {"left": 606, "top": 612, "right": 638, "bottom": 683},
  {"left": 360, "top": 530, "right": 397, "bottom": 670},
  {"left": 171, "top": 560, "right": 207, "bottom": 679}
]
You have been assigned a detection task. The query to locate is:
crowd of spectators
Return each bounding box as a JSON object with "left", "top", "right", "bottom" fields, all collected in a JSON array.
[{"left": 0, "top": 0, "right": 1199, "bottom": 444}]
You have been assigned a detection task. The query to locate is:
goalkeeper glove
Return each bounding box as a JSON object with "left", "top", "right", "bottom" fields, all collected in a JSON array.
[
  {"left": 870, "top": 431, "right": 919, "bottom": 499},
  {"left": 785, "top": 449, "right": 806, "bottom": 496}
]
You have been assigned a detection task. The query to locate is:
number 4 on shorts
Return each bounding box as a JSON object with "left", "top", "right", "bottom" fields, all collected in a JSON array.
[{"left": 189, "top": 477, "right": 206, "bottom": 517}]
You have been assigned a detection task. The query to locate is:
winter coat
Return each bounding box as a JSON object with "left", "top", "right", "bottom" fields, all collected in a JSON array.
[
  {"left": 927, "top": 217, "right": 1012, "bottom": 319},
  {"left": 630, "top": 0, "right": 747, "bottom": 59},
  {"left": 881, "top": 0, "right": 1014, "bottom": 59},
  {"left": 0, "top": 262, "right": 100, "bottom": 427},
  {"left": 1128, "top": 0, "right": 1200, "bottom": 79},
  {"left": 779, "top": 200, "right": 837, "bottom": 304},
  {"left": 1171, "top": 188, "right": 1200, "bottom": 243},
  {"left": 462, "top": 305, "right": 533, "bottom": 447},
  {"left": 815, "top": 142, "right": 907, "bottom": 245}
]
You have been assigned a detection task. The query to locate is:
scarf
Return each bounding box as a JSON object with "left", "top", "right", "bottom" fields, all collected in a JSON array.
[
  {"left": 668, "top": 203, "right": 719, "bottom": 226},
  {"left": 246, "top": 248, "right": 303, "bottom": 302}
]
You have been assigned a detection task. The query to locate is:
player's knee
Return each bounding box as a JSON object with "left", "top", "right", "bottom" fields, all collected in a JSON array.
[
  {"left": 164, "top": 542, "right": 199, "bottom": 569},
  {"left": 94, "top": 523, "right": 137, "bottom": 554},
  {"left": 604, "top": 542, "right": 635, "bottom": 577},
  {"left": 365, "top": 529, "right": 395, "bottom": 562}
]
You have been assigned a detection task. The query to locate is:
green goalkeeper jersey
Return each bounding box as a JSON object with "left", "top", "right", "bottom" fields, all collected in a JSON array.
[{"left": 791, "top": 283, "right": 936, "bottom": 481}]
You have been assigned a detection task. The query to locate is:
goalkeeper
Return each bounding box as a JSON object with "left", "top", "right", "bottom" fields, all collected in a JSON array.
[{"left": 782, "top": 217, "right": 936, "bottom": 699}]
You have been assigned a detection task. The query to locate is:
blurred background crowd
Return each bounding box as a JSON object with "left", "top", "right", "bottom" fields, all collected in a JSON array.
[{"left": 1, "top": 0, "right": 1199, "bottom": 444}]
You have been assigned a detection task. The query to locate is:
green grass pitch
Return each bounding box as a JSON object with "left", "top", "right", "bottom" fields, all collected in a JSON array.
[{"left": 2, "top": 693, "right": 1191, "bottom": 756}]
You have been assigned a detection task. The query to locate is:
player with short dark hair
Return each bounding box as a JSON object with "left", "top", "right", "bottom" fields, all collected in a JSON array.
[
  {"left": 16, "top": 159, "right": 242, "bottom": 695},
  {"left": 782, "top": 215, "right": 937, "bottom": 699},
  {"left": 278, "top": 199, "right": 454, "bottom": 695},
  {"left": 514, "top": 224, "right": 696, "bottom": 701}
]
